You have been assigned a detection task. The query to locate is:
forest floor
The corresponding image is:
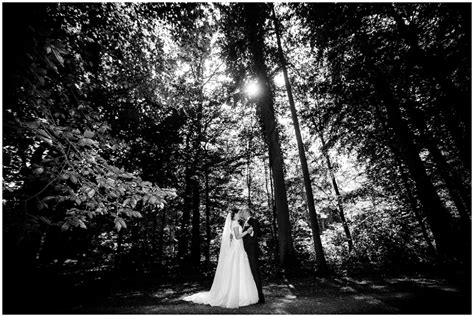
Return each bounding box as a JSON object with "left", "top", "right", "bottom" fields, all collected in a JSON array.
[{"left": 70, "top": 272, "right": 471, "bottom": 314}]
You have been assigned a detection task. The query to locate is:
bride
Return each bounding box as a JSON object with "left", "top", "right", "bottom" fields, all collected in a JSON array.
[{"left": 183, "top": 208, "right": 259, "bottom": 308}]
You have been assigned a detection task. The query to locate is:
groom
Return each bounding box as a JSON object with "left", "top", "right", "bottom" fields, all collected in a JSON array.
[{"left": 240, "top": 208, "right": 265, "bottom": 304}]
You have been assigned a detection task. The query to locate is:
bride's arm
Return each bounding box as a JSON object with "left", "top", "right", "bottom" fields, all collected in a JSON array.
[{"left": 233, "top": 226, "right": 251, "bottom": 239}]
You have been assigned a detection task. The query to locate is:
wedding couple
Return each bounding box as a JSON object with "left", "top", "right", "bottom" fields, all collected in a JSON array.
[{"left": 183, "top": 207, "right": 264, "bottom": 309}]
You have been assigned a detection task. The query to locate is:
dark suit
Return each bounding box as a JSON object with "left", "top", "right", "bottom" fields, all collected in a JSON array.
[{"left": 241, "top": 217, "right": 264, "bottom": 303}]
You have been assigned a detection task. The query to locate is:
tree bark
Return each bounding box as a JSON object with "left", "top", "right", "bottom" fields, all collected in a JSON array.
[
  {"left": 189, "top": 78, "right": 205, "bottom": 267},
  {"left": 152, "top": 210, "right": 158, "bottom": 256},
  {"left": 271, "top": 4, "right": 327, "bottom": 273},
  {"left": 179, "top": 57, "right": 205, "bottom": 267},
  {"left": 357, "top": 23, "right": 457, "bottom": 257},
  {"left": 204, "top": 168, "right": 211, "bottom": 263},
  {"left": 405, "top": 102, "right": 471, "bottom": 223},
  {"left": 243, "top": 3, "right": 295, "bottom": 267},
  {"left": 264, "top": 155, "right": 279, "bottom": 264},
  {"left": 177, "top": 166, "right": 193, "bottom": 261},
  {"left": 171, "top": 208, "right": 178, "bottom": 260},
  {"left": 158, "top": 209, "right": 166, "bottom": 266},
  {"left": 373, "top": 95, "right": 437, "bottom": 256},
  {"left": 141, "top": 216, "right": 150, "bottom": 271},
  {"left": 246, "top": 131, "right": 252, "bottom": 209},
  {"left": 130, "top": 223, "right": 140, "bottom": 271},
  {"left": 398, "top": 164, "right": 437, "bottom": 256},
  {"left": 190, "top": 177, "right": 201, "bottom": 267},
  {"left": 374, "top": 70, "right": 454, "bottom": 258},
  {"left": 115, "top": 229, "right": 123, "bottom": 273},
  {"left": 315, "top": 124, "right": 353, "bottom": 252}
]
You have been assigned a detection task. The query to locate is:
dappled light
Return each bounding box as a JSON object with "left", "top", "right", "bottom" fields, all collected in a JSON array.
[
  {"left": 3, "top": 2, "right": 470, "bottom": 314},
  {"left": 274, "top": 72, "right": 286, "bottom": 88},
  {"left": 67, "top": 275, "right": 469, "bottom": 314}
]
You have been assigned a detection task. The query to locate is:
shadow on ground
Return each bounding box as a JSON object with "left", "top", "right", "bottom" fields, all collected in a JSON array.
[{"left": 71, "top": 274, "right": 471, "bottom": 314}]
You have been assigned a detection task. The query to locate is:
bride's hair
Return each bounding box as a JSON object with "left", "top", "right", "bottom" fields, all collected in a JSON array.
[{"left": 230, "top": 207, "right": 239, "bottom": 220}]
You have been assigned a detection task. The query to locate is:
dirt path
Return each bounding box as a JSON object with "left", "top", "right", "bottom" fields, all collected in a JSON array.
[{"left": 72, "top": 274, "right": 470, "bottom": 314}]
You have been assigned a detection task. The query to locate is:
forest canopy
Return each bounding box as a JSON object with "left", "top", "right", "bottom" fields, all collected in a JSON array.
[{"left": 3, "top": 2, "right": 471, "bottom": 294}]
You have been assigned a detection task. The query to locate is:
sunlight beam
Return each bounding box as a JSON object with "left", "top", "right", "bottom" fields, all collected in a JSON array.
[{"left": 245, "top": 80, "right": 260, "bottom": 97}]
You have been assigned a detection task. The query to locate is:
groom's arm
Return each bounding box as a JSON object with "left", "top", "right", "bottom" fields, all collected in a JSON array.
[{"left": 250, "top": 218, "right": 261, "bottom": 238}]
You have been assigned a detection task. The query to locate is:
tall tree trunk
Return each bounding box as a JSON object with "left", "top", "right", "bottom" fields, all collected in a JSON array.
[
  {"left": 177, "top": 167, "right": 193, "bottom": 261},
  {"left": 398, "top": 164, "right": 437, "bottom": 255},
  {"left": 271, "top": 4, "right": 327, "bottom": 273},
  {"left": 264, "top": 155, "right": 279, "bottom": 264},
  {"left": 315, "top": 124, "right": 353, "bottom": 252},
  {"left": 115, "top": 230, "right": 123, "bottom": 273},
  {"left": 374, "top": 70, "right": 454, "bottom": 258},
  {"left": 172, "top": 208, "right": 178, "bottom": 260},
  {"left": 131, "top": 223, "right": 140, "bottom": 271},
  {"left": 243, "top": 3, "right": 295, "bottom": 267},
  {"left": 152, "top": 210, "right": 158, "bottom": 257},
  {"left": 142, "top": 216, "right": 150, "bottom": 271},
  {"left": 180, "top": 57, "right": 205, "bottom": 266},
  {"left": 405, "top": 102, "right": 471, "bottom": 222},
  {"left": 373, "top": 103, "right": 437, "bottom": 255},
  {"left": 190, "top": 84, "right": 204, "bottom": 267},
  {"left": 204, "top": 167, "right": 211, "bottom": 264},
  {"left": 419, "top": 131, "right": 471, "bottom": 223},
  {"left": 190, "top": 177, "right": 201, "bottom": 267},
  {"left": 158, "top": 209, "right": 166, "bottom": 266},
  {"left": 246, "top": 131, "right": 252, "bottom": 209}
]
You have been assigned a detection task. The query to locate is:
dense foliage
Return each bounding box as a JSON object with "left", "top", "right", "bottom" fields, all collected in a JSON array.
[{"left": 3, "top": 3, "right": 470, "bottom": 307}]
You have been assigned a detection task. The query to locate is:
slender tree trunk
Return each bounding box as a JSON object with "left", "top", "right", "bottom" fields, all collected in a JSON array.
[
  {"left": 142, "top": 216, "right": 150, "bottom": 271},
  {"left": 172, "top": 208, "right": 178, "bottom": 261},
  {"left": 204, "top": 168, "right": 211, "bottom": 263},
  {"left": 180, "top": 57, "right": 205, "bottom": 266},
  {"left": 190, "top": 177, "right": 201, "bottom": 267},
  {"left": 190, "top": 84, "right": 204, "bottom": 267},
  {"left": 158, "top": 209, "right": 166, "bottom": 266},
  {"left": 177, "top": 129, "right": 193, "bottom": 261},
  {"left": 152, "top": 210, "right": 158, "bottom": 256},
  {"left": 315, "top": 125, "right": 353, "bottom": 252},
  {"left": 34, "top": 231, "right": 47, "bottom": 267},
  {"left": 177, "top": 167, "right": 193, "bottom": 261},
  {"left": 115, "top": 230, "right": 123, "bottom": 273},
  {"left": 243, "top": 3, "right": 295, "bottom": 268},
  {"left": 131, "top": 223, "right": 140, "bottom": 271},
  {"left": 271, "top": 4, "right": 327, "bottom": 273}
]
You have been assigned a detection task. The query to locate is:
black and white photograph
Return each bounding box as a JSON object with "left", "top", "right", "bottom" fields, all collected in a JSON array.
[{"left": 2, "top": 2, "right": 471, "bottom": 314}]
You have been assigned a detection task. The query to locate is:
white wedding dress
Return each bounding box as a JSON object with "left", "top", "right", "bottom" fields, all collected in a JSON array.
[{"left": 183, "top": 214, "right": 259, "bottom": 308}]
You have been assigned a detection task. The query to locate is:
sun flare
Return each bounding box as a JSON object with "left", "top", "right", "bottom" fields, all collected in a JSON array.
[{"left": 245, "top": 80, "right": 260, "bottom": 97}]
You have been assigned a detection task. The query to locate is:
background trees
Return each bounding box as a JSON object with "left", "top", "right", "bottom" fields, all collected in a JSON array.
[
  {"left": 294, "top": 2, "right": 470, "bottom": 263},
  {"left": 3, "top": 2, "right": 470, "bottom": 311}
]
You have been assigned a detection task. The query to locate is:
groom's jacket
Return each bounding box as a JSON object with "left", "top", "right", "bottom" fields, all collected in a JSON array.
[{"left": 241, "top": 217, "right": 261, "bottom": 246}]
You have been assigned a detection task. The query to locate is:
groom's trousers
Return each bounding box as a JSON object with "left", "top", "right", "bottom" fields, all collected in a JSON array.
[
  {"left": 246, "top": 245, "right": 264, "bottom": 302},
  {"left": 243, "top": 220, "right": 264, "bottom": 303}
]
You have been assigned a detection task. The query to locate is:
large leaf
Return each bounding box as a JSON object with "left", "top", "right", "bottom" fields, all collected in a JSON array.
[{"left": 84, "top": 130, "right": 95, "bottom": 138}]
